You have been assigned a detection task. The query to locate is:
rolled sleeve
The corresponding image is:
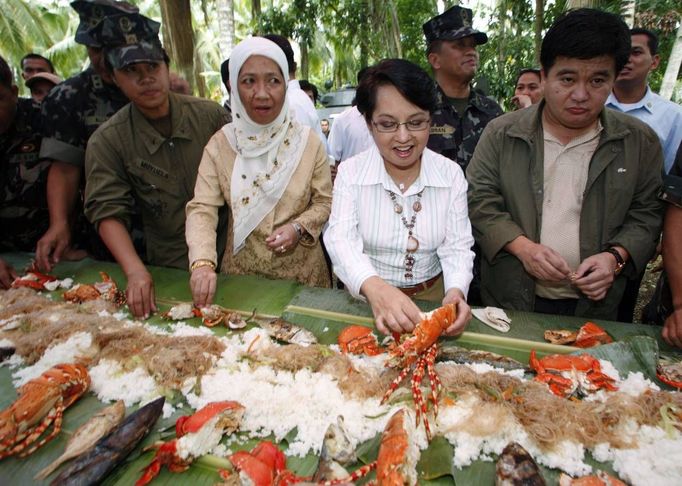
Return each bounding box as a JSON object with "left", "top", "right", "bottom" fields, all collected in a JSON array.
[
  {"left": 323, "top": 163, "right": 379, "bottom": 299},
  {"left": 438, "top": 172, "right": 475, "bottom": 298},
  {"left": 40, "top": 138, "right": 86, "bottom": 167}
]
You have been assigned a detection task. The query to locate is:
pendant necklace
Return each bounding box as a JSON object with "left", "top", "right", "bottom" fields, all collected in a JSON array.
[{"left": 386, "top": 189, "right": 423, "bottom": 279}]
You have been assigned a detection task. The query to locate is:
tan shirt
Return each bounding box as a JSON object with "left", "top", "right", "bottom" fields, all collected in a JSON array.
[
  {"left": 186, "top": 128, "right": 332, "bottom": 288},
  {"left": 536, "top": 123, "right": 602, "bottom": 299}
]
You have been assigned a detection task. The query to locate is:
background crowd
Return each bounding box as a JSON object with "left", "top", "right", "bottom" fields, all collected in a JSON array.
[{"left": 1, "top": 0, "right": 681, "bottom": 348}]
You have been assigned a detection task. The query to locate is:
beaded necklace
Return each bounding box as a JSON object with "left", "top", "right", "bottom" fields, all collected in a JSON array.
[{"left": 386, "top": 189, "right": 423, "bottom": 280}]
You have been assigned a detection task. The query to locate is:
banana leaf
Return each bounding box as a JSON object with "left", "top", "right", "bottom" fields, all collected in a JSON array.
[{"left": 575, "top": 335, "right": 659, "bottom": 383}]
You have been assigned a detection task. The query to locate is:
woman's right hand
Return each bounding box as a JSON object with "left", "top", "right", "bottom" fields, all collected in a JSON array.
[
  {"left": 361, "top": 277, "right": 423, "bottom": 335},
  {"left": 190, "top": 266, "right": 217, "bottom": 308}
]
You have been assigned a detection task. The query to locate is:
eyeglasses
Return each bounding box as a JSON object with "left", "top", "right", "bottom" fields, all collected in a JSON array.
[{"left": 371, "top": 118, "right": 431, "bottom": 133}]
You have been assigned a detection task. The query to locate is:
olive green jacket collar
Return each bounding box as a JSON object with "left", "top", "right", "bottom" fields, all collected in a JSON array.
[{"left": 130, "top": 92, "right": 193, "bottom": 155}]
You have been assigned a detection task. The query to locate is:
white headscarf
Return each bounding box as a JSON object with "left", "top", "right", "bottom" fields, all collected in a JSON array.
[{"left": 224, "top": 37, "right": 309, "bottom": 254}]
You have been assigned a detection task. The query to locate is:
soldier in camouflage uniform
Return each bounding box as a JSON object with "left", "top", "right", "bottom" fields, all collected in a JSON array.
[
  {"left": 35, "top": 0, "right": 138, "bottom": 271},
  {"left": 423, "top": 6, "right": 503, "bottom": 173},
  {"left": 0, "top": 56, "right": 49, "bottom": 287},
  {"left": 84, "top": 13, "right": 229, "bottom": 318}
]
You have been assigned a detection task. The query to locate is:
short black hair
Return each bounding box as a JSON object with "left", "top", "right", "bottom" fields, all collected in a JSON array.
[
  {"left": 541, "top": 8, "right": 631, "bottom": 75},
  {"left": 262, "top": 34, "right": 295, "bottom": 75},
  {"left": 0, "top": 56, "right": 13, "bottom": 89},
  {"left": 220, "top": 58, "right": 229, "bottom": 86},
  {"left": 515, "top": 68, "right": 541, "bottom": 86},
  {"left": 630, "top": 28, "right": 658, "bottom": 56},
  {"left": 356, "top": 58, "right": 438, "bottom": 123},
  {"left": 299, "top": 80, "right": 318, "bottom": 104},
  {"left": 20, "top": 53, "right": 55, "bottom": 73}
]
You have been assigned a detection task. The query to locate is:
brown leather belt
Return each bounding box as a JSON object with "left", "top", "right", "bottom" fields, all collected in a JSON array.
[{"left": 398, "top": 273, "right": 442, "bottom": 297}]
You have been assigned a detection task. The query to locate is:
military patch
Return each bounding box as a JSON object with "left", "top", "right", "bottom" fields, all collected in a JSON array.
[
  {"left": 138, "top": 159, "right": 169, "bottom": 179},
  {"left": 430, "top": 125, "right": 455, "bottom": 135}
]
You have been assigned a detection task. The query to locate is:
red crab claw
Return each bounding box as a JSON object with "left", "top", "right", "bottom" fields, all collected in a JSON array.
[
  {"left": 11, "top": 270, "right": 58, "bottom": 290},
  {"left": 338, "top": 325, "right": 385, "bottom": 356},
  {"left": 251, "top": 441, "right": 287, "bottom": 473},
  {"left": 274, "top": 469, "right": 311, "bottom": 486},
  {"left": 535, "top": 372, "right": 576, "bottom": 397},
  {"left": 575, "top": 322, "right": 613, "bottom": 348},
  {"left": 529, "top": 350, "right": 545, "bottom": 374},
  {"left": 135, "top": 440, "right": 183, "bottom": 486},
  {"left": 230, "top": 450, "right": 275, "bottom": 486},
  {"left": 175, "top": 401, "right": 244, "bottom": 437}
]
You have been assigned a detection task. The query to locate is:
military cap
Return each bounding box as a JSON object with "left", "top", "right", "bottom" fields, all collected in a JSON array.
[
  {"left": 423, "top": 6, "right": 488, "bottom": 46},
  {"left": 71, "top": 0, "right": 138, "bottom": 46},
  {"left": 89, "top": 13, "right": 165, "bottom": 70}
]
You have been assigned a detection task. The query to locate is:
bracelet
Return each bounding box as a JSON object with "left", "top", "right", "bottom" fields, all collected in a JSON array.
[
  {"left": 190, "top": 259, "right": 216, "bottom": 272},
  {"left": 291, "top": 221, "right": 304, "bottom": 239}
]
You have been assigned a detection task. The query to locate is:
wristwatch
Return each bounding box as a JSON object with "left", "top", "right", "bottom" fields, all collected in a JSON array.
[
  {"left": 292, "top": 221, "right": 304, "bottom": 239},
  {"left": 604, "top": 248, "right": 625, "bottom": 275}
]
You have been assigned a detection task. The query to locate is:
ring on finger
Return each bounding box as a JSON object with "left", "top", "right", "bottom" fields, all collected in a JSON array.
[{"left": 279, "top": 245, "right": 285, "bottom": 252}]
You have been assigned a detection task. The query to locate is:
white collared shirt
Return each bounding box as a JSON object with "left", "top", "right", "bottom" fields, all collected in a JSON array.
[
  {"left": 327, "top": 106, "right": 374, "bottom": 162},
  {"left": 606, "top": 87, "right": 682, "bottom": 173},
  {"left": 323, "top": 146, "right": 474, "bottom": 299},
  {"left": 288, "top": 79, "right": 328, "bottom": 154}
]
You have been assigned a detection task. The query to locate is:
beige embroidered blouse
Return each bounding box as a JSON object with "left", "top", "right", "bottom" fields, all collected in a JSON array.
[{"left": 186, "top": 128, "right": 332, "bottom": 288}]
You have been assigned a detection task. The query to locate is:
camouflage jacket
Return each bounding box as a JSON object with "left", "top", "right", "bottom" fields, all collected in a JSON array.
[
  {"left": 39, "top": 67, "right": 129, "bottom": 167},
  {"left": 0, "top": 100, "right": 49, "bottom": 251},
  {"left": 427, "top": 83, "right": 503, "bottom": 173}
]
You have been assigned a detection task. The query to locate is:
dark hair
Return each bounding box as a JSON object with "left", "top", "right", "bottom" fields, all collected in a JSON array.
[
  {"left": 20, "top": 53, "right": 55, "bottom": 73},
  {"left": 0, "top": 56, "right": 13, "bottom": 89},
  {"left": 426, "top": 39, "right": 444, "bottom": 56},
  {"left": 220, "top": 58, "right": 230, "bottom": 86},
  {"left": 630, "top": 28, "right": 658, "bottom": 56},
  {"left": 299, "top": 80, "right": 318, "bottom": 104},
  {"left": 357, "top": 66, "right": 369, "bottom": 84},
  {"left": 262, "top": 34, "right": 295, "bottom": 75},
  {"left": 541, "top": 8, "right": 630, "bottom": 75},
  {"left": 356, "top": 58, "right": 437, "bottom": 123},
  {"left": 515, "top": 68, "right": 541, "bottom": 86}
]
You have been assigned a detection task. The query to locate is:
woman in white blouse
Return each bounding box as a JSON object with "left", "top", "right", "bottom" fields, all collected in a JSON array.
[{"left": 324, "top": 59, "right": 474, "bottom": 336}]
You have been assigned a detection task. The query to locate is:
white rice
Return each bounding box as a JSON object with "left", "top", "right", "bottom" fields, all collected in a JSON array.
[
  {"left": 169, "top": 322, "right": 214, "bottom": 337},
  {"left": 0, "top": 338, "right": 14, "bottom": 348},
  {"left": 13, "top": 332, "right": 94, "bottom": 386},
  {"left": 593, "top": 425, "right": 682, "bottom": 486},
  {"left": 88, "top": 359, "right": 160, "bottom": 407}
]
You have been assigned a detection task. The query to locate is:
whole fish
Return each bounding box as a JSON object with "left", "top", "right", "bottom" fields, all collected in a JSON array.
[
  {"left": 35, "top": 400, "right": 126, "bottom": 480},
  {"left": 437, "top": 345, "right": 528, "bottom": 372},
  {"left": 260, "top": 318, "right": 318, "bottom": 346},
  {"left": 50, "top": 397, "right": 165, "bottom": 486},
  {"left": 312, "top": 416, "right": 356, "bottom": 482},
  {"left": 496, "top": 442, "right": 545, "bottom": 486}
]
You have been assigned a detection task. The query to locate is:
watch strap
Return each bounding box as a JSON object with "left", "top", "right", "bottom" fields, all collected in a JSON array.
[{"left": 604, "top": 248, "right": 625, "bottom": 274}]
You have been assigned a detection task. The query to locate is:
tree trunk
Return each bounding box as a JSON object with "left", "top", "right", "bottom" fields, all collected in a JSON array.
[
  {"left": 252, "top": 0, "right": 261, "bottom": 20},
  {"left": 620, "top": 0, "right": 636, "bottom": 28},
  {"left": 160, "top": 0, "right": 205, "bottom": 97},
  {"left": 300, "top": 42, "right": 309, "bottom": 80},
  {"left": 660, "top": 21, "right": 682, "bottom": 100},
  {"left": 534, "top": 0, "right": 543, "bottom": 66},
  {"left": 216, "top": 0, "right": 235, "bottom": 61},
  {"left": 566, "top": 0, "right": 598, "bottom": 8},
  {"left": 387, "top": 0, "right": 402, "bottom": 58}
]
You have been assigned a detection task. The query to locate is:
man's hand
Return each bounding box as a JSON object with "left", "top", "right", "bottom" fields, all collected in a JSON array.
[
  {"left": 0, "top": 258, "right": 18, "bottom": 289},
  {"left": 506, "top": 236, "right": 571, "bottom": 282},
  {"left": 35, "top": 221, "right": 72, "bottom": 271},
  {"left": 190, "top": 266, "right": 217, "bottom": 308},
  {"left": 361, "top": 277, "right": 423, "bottom": 335},
  {"left": 125, "top": 268, "right": 156, "bottom": 319},
  {"left": 511, "top": 94, "right": 533, "bottom": 110},
  {"left": 442, "top": 288, "right": 472, "bottom": 336},
  {"left": 572, "top": 252, "right": 617, "bottom": 301},
  {"left": 663, "top": 310, "right": 682, "bottom": 348}
]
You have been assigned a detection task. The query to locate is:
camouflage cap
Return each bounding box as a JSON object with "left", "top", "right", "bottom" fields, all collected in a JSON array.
[
  {"left": 89, "top": 13, "right": 165, "bottom": 70},
  {"left": 423, "top": 6, "right": 488, "bottom": 46},
  {"left": 71, "top": 0, "right": 139, "bottom": 46}
]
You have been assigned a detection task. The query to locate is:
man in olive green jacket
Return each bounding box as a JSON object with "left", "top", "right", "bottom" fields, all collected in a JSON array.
[{"left": 467, "top": 9, "right": 664, "bottom": 321}]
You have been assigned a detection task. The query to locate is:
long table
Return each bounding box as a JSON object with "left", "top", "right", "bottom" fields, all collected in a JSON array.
[{"left": 0, "top": 253, "right": 677, "bottom": 485}]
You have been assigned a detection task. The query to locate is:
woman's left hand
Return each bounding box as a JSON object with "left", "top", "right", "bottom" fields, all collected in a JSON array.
[
  {"left": 442, "top": 288, "right": 472, "bottom": 336},
  {"left": 266, "top": 223, "right": 300, "bottom": 254}
]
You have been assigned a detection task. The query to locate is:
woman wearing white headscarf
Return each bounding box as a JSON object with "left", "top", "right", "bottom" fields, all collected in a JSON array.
[{"left": 186, "top": 37, "right": 332, "bottom": 306}]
